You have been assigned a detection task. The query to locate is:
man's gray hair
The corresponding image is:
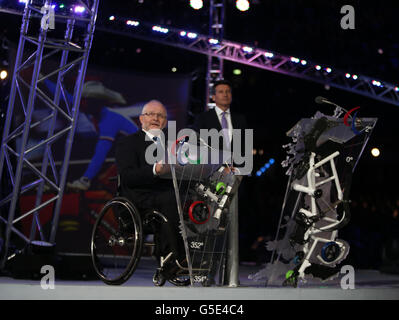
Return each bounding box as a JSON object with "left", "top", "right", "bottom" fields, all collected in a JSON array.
[{"left": 142, "top": 99, "right": 166, "bottom": 115}]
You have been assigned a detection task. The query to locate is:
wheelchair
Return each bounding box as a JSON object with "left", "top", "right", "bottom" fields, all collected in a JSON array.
[{"left": 90, "top": 176, "right": 190, "bottom": 286}]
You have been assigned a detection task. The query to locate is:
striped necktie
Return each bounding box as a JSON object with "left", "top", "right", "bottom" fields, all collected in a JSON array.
[{"left": 221, "top": 111, "right": 230, "bottom": 148}]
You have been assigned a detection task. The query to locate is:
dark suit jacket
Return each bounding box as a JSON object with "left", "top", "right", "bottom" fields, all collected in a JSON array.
[
  {"left": 193, "top": 108, "right": 247, "bottom": 133},
  {"left": 193, "top": 108, "right": 248, "bottom": 163},
  {"left": 115, "top": 130, "right": 172, "bottom": 206}
]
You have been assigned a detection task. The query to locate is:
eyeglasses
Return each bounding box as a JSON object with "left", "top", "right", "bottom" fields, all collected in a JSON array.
[{"left": 141, "top": 112, "right": 167, "bottom": 119}]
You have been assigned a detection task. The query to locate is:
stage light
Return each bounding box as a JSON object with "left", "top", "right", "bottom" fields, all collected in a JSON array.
[
  {"left": 171, "top": 67, "right": 177, "bottom": 72},
  {"left": 236, "top": 0, "right": 250, "bottom": 12},
  {"left": 126, "top": 20, "right": 139, "bottom": 26},
  {"left": 264, "top": 52, "right": 274, "bottom": 58},
  {"left": 372, "top": 80, "right": 383, "bottom": 87},
  {"left": 233, "top": 69, "right": 242, "bottom": 75},
  {"left": 18, "top": 0, "right": 28, "bottom": 3},
  {"left": 242, "top": 46, "right": 253, "bottom": 53},
  {"left": 395, "top": 87, "right": 399, "bottom": 92},
  {"left": 74, "top": 5, "right": 85, "bottom": 13},
  {"left": 290, "top": 57, "right": 300, "bottom": 63},
  {"left": 190, "top": 0, "right": 203, "bottom": 10},
  {"left": 152, "top": 26, "right": 169, "bottom": 33},
  {"left": 345, "top": 73, "right": 351, "bottom": 78},
  {"left": 59, "top": 4, "right": 65, "bottom": 9},
  {"left": 315, "top": 65, "right": 321, "bottom": 70},
  {"left": 109, "top": 16, "right": 115, "bottom": 21},
  {"left": 326, "top": 67, "right": 332, "bottom": 73},
  {"left": 352, "top": 74, "right": 358, "bottom": 80},
  {"left": 209, "top": 38, "right": 219, "bottom": 45},
  {"left": 0, "top": 70, "right": 8, "bottom": 80},
  {"left": 371, "top": 147, "right": 380, "bottom": 157},
  {"left": 300, "top": 60, "right": 307, "bottom": 65},
  {"left": 255, "top": 157, "right": 276, "bottom": 177},
  {"left": 180, "top": 31, "right": 197, "bottom": 39}
]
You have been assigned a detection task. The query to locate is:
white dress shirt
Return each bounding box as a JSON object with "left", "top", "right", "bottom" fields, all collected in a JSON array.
[
  {"left": 142, "top": 129, "right": 162, "bottom": 176},
  {"left": 214, "top": 105, "right": 233, "bottom": 143}
]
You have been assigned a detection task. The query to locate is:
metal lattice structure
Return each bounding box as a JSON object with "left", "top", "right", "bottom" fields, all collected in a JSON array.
[
  {"left": 0, "top": 0, "right": 99, "bottom": 268},
  {"left": 206, "top": 0, "right": 225, "bottom": 109},
  {"left": 94, "top": 17, "right": 399, "bottom": 108},
  {"left": 3, "top": 8, "right": 399, "bottom": 107}
]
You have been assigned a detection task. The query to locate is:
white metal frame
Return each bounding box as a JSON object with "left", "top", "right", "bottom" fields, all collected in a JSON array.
[{"left": 291, "top": 151, "right": 348, "bottom": 279}]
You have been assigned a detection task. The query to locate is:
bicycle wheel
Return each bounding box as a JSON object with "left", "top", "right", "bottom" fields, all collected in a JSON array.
[{"left": 91, "top": 197, "right": 143, "bottom": 285}]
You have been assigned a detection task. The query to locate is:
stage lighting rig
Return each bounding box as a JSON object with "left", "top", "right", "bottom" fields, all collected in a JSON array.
[
  {"left": 0, "top": 70, "right": 7, "bottom": 80},
  {"left": 190, "top": 0, "right": 203, "bottom": 10},
  {"left": 371, "top": 147, "right": 380, "bottom": 157},
  {"left": 236, "top": 0, "right": 249, "bottom": 11}
]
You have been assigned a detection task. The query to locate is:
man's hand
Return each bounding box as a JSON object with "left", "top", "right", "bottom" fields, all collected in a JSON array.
[
  {"left": 222, "top": 165, "right": 238, "bottom": 174},
  {"left": 155, "top": 161, "right": 170, "bottom": 176},
  {"left": 155, "top": 162, "right": 163, "bottom": 175}
]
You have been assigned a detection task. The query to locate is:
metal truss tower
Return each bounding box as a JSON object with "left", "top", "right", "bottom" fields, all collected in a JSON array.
[
  {"left": 206, "top": 0, "right": 225, "bottom": 109},
  {"left": 93, "top": 18, "right": 399, "bottom": 108},
  {"left": 0, "top": 0, "right": 99, "bottom": 268}
]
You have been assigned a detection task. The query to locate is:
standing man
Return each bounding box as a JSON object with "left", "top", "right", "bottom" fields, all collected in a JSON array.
[
  {"left": 193, "top": 79, "right": 248, "bottom": 163},
  {"left": 193, "top": 79, "right": 248, "bottom": 286},
  {"left": 115, "top": 100, "right": 186, "bottom": 279}
]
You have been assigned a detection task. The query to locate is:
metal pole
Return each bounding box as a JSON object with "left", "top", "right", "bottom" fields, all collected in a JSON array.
[
  {"left": 206, "top": 0, "right": 224, "bottom": 110},
  {"left": 30, "top": 18, "right": 76, "bottom": 242},
  {"left": 0, "top": 3, "right": 30, "bottom": 186},
  {"left": 1, "top": 3, "right": 48, "bottom": 268},
  {"left": 49, "top": 0, "right": 100, "bottom": 243},
  {"left": 226, "top": 193, "right": 239, "bottom": 287}
]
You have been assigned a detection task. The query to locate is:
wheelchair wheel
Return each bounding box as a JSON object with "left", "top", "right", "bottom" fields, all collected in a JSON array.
[{"left": 91, "top": 197, "right": 143, "bottom": 285}]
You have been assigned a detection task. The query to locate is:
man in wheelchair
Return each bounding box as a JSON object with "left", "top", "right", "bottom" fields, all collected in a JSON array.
[{"left": 115, "top": 100, "right": 186, "bottom": 282}]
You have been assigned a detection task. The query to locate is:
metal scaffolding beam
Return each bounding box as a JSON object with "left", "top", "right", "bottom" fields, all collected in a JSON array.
[
  {"left": 94, "top": 17, "right": 399, "bottom": 107},
  {"left": 206, "top": 0, "right": 225, "bottom": 109},
  {"left": 0, "top": 0, "right": 99, "bottom": 268},
  {"left": 3, "top": 8, "right": 398, "bottom": 106}
]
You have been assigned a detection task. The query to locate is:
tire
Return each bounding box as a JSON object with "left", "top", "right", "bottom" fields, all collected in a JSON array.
[{"left": 90, "top": 197, "right": 143, "bottom": 285}]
